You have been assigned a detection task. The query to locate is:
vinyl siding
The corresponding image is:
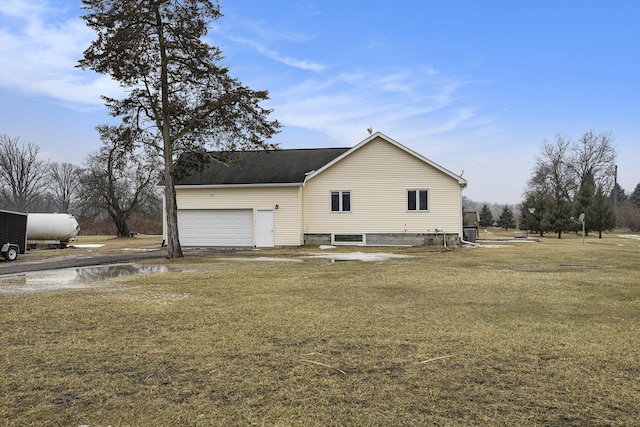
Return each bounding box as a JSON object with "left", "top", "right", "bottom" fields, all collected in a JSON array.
[
  {"left": 302, "top": 137, "right": 462, "bottom": 235},
  {"left": 176, "top": 186, "right": 302, "bottom": 246}
]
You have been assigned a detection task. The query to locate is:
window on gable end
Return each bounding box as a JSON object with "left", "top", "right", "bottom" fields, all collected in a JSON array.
[{"left": 407, "top": 189, "right": 428, "bottom": 211}]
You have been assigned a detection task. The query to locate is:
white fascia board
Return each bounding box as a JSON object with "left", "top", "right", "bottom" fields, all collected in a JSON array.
[{"left": 173, "top": 182, "right": 304, "bottom": 189}]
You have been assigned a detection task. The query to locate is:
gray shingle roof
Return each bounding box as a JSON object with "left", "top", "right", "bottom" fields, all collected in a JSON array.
[{"left": 173, "top": 148, "right": 350, "bottom": 186}]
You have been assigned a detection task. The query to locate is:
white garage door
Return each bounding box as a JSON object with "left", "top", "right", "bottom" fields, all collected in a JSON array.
[{"left": 178, "top": 209, "right": 253, "bottom": 247}]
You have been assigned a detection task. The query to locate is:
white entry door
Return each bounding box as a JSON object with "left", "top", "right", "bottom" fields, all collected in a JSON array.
[{"left": 256, "top": 209, "right": 275, "bottom": 247}]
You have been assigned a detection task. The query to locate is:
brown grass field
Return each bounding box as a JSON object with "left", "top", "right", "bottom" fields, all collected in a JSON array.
[{"left": 1, "top": 232, "right": 639, "bottom": 426}]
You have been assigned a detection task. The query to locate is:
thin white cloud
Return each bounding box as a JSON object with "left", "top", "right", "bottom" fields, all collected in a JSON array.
[
  {"left": 269, "top": 67, "right": 486, "bottom": 147},
  {"left": 0, "top": 0, "right": 47, "bottom": 16},
  {"left": 370, "top": 72, "right": 417, "bottom": 94},
  {"left": 0, "top": 1, "right": 121, "bottom": 108},
  {"left": 423, "top": 108, "right": 477, "bottom": 134},
  {"left": 227, "top": 36, "right": 326, "bottom": 72},
  {"left": 292, "top": 1, "right": 322, "bottom": 19},
  {"left": 265, "top": 67, "right": 508, "bottom": 200}
]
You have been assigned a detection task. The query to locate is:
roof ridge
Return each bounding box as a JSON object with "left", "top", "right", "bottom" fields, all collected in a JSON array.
[{"left": 212, "top": 147, "right": 349, "bottom": 153}]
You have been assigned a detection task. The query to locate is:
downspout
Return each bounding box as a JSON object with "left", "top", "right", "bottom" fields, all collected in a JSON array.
[{"left": 435, "top": 228, "right": 447, "bottom": 248}]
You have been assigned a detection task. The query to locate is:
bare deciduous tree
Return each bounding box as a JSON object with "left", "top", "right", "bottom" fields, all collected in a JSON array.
[
  {"left": 80, "top": 125, "right": 160, "bottom": 237},
  {"left": 527, "top": 135, "right": 574, "bottom": 238},
  {"left": 0, "top": 134, "right": 49, "bottom": 212},
  {"left": 570, "top": 130, "right": 617, "bottom": 194},
  {"left": 47, "top": 162, "right": 82, "bottom": 213}
]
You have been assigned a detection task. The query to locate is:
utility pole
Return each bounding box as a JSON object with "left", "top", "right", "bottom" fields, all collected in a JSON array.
[{"left": 614, "top": 164, "right": 618, "bottom": 209}]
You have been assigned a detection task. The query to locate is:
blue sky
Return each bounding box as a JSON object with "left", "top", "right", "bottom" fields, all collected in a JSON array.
[{"left": 1, "top": 0, "right": 638, "bottom": 204}]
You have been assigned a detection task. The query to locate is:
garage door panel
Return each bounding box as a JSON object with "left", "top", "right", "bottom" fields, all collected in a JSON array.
[{"left": 178, "top": 209, "right": 253, "bottom": 247}]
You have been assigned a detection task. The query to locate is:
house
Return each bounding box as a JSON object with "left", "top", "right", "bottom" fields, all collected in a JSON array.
[{"left": 164, "top": 132, "right": 467, "bottom": 247}]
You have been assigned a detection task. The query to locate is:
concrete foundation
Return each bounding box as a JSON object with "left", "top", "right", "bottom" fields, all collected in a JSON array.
[{"left": 303, "top": 233, "right": 460, "bottom": 247}]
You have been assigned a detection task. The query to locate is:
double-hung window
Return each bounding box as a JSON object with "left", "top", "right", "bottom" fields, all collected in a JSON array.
[
  {"left": 331, "top": 191, "right": 351, "bottom": 212},
  {"left": 407, "top": 189, "right": 428, "bottom": 211}
]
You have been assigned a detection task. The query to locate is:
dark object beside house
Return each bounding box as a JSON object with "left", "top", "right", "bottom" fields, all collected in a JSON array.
[
  {"left": 463, "top": 211, "right": 479, "bottom": 243},
  {"left": 0, "top": 209, "right": 28, "bottom": 261}
]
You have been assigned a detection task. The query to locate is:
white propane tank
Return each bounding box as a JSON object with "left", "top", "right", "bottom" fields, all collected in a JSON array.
[{"left": 26, "top": 213, "right": 80, "bottom": 246}]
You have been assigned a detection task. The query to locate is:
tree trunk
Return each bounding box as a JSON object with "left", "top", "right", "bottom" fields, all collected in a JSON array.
[
  {"left": 158, "top": 8, "right": 182, "bottom": 259},
  {"left": 163, "top": 147, "right": 183, "bottom": 258},
  {"left": 116, "top": 217, "right": 130, "bottom": 237}
]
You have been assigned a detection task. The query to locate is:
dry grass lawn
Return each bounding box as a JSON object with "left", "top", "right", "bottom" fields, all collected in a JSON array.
[{"left": 1, "top": 233, "right": 639, "bottom": 426}]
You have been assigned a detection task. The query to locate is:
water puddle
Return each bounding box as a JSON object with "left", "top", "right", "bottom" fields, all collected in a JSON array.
[
  {"left": 219, "top": 257, "right": 303, "bottom": 263},
  {"left": 305, "top": 252, "right": 412, "bottom": 262},
  {"left": 0, "top": 263, "right": 167, "bottom": 293},
  {"left": 619, "top": 234, "right": 640, "bottom": 241},
  {"left": 217, "top": 252, "right": 412, "bottom": 263}
]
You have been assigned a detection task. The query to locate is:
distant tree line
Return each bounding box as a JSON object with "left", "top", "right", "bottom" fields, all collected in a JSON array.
[
  {"left": 0, "top": 134, "right": 162, "bottom": 236},
  {"left": 611, "top": 182, "right": 640, "bottom": 232},
  {"left": 465, "top": 130, "right": 640, "bottom": 236},
  {"left": 5, "top": 128, "right": 639, "bottom": 238}
]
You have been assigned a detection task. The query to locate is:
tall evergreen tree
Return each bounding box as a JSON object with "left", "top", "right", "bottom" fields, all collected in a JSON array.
[
  {"left": 588, "top": 187, "right": 616, "bottom": 238},
  {"left": 610, "top": 182, "right": 628, "bottom": 203},
  {"left": 521, "top": 189, "right": 547, "bottom": 237},
  {"left": 630, "top": 183, "right": 640, "bottom": 208},
  {"left": 479, "top": 204, "right": 494, "bottom": 228},
  {"left": 543, "top": 193, "right": 573, "bottom": 239},
  {"left": 497, "top": 205, "right": 516, "bottom": 230},
  {"left": 78, "top": 0, "right": 281, "bottom": 258},
  {"left": 519, "top": 198, "right": 543, "bottom": 236},
  {"left": 574, "top": 172, "right": 596, "bottom": 235}
]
